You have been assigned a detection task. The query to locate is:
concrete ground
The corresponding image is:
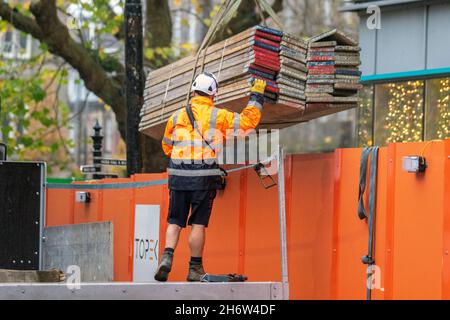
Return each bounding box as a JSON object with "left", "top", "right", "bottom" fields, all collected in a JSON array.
[{"left": 0, "top": 282, "right": 282, "bottom": 300}]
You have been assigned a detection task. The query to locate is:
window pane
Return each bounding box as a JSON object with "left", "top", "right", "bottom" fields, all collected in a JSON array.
[
  {"left": 357, "top": 85, "right": 374, "bottom": 147},
  {"left": 2, "top": 31, "right": 13, "bottom": 54},
  {"left": 19, "top": 32, "right": 28, "bottom": 50},
  {"left": 281, "top": 109, "right": 357, "bottom": 154},
  {"left": 425, "top": 78, "right": 450, "bottom": 140},
  {"left": 374, "top": 80, "right": 424, "bottom": 145}
]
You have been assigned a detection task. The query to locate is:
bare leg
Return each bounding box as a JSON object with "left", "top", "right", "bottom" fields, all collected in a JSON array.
[
  {"left": 155, "top": 224, "right": 182, "bottom": 282},
  {"left": 165, "top": 224, "right": 182, "bottom": 249},
  {"left": 188, "top": 224, "right": 206, "bottom": 257}
]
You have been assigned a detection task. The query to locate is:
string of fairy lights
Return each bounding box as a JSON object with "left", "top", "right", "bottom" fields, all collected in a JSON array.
[
  {"left": 436, "top": 78, "right": 450, "bottom": 139},
  {"left": 358, "top": 87, "right": 373, "bottom": 146},
  {"left": 385, "top": 80, "right": 424, "bottom": 143},
  {"left": 358, "top": 77, "right": 450, "bottom": 145}
]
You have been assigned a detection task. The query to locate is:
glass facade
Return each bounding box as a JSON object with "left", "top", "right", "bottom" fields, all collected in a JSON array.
[
  {"left": 425, "top": 78, "right": 450, "bottom": 140},
  {"left": 280, "top": 77, "right": 449, "bottom": 154},
  {"left": 281, "top": 109, "right": 357, "bottom": 154},
  {"left": 357, "top": 85, "right": 374, "bottom": 147},
  {"left": 375, "top": 80, "right": 424, "bottom": 145},
  {"left": 358, "top": 77, "right": 450, "bottom": 146}
]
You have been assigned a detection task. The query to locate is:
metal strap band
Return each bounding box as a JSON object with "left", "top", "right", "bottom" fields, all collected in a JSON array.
[
  {"left": 167, "top": 168, "right": 222, "bottom": 177},
  {"left": 216, "top": 38, "right": 228, "bottom": 82},
  {"left": 160, "top": 63, "right": 174, "bottom": 121}
]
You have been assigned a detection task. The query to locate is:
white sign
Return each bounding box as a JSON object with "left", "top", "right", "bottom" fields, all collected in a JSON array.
[{"left": 133, "top": 205, "right": 160, "bottom": 282}]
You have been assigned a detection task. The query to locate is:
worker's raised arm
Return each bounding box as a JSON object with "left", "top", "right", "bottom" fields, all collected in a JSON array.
[
  {"left": 217, "top": 79, "right": 266, "bottom": 135},
  {"left": 161, "top": 111, "right": 178, "bottom": 157}
]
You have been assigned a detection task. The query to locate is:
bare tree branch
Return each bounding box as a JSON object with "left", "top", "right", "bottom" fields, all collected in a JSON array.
[
  {"left": 214, "top": 0, "right": 285, "bottom": 43},
  {"left": 0, "top": 1, "right": 126, "bottom": 141},
  {"left": 0, "top": 3, "right": 43, "bottom": 39},
  {"left": 171, "top": 8, "right": 208, "bottom": 28},
  {"left": 28, "top": 0, "right": 126, "bottom": 139}
]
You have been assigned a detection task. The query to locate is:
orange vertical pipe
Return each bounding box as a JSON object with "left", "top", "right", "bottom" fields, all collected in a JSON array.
[
  {"left": 384, "top": 143, "right": 397, "bottom": 300},
  {"left": 442, "top": 139, "right": 450, "bottom": 299},
  {"left": 330, "top": 149, "right": 343, "bottom": 299}
]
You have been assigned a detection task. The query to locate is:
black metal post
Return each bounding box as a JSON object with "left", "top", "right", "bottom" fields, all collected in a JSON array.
[
  {"left": 91, "top": 120, "right": 103, "bottom": 180},
  {"left": 0, "top": 97, "right": 6, "bottom": 160},
  {"left": 0, "top": 143, "right": 6, "bottom": 161},
  {"left": 125, "top": 0, "right": 143, "bottom": 176}
]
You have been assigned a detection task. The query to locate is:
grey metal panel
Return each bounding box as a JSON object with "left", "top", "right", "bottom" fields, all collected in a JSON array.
[
  {"left": 42, "top": 222, "right": 114, "bottom": 282},
  {"left": 376, "top": 6, "right": 426, "bottom": 74},
  {"left": 0, "top": 282, "right": 282, "bottom": 300},
  {"left": 427, "top": 3, "right": 450, "bottom": 69},
  {"left": 340, "top": 0, "right": 444, "bottom": 12},
  {"left": 359, "top": 15, "right": 378, "bottom": 75}
]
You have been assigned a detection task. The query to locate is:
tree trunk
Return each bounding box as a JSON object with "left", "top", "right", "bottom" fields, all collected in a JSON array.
[
  {"left": 145, "top": 0, "right": 172, "bottom": 48},
  {"left": 140, "top": 0, "right": 173, "bottom": 173}
]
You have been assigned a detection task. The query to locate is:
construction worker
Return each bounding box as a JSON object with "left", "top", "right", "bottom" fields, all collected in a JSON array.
[{"left": 155, "top": 72, "right": 266, "bottom": 282}]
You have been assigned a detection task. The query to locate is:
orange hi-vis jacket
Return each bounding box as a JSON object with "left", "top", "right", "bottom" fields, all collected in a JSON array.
[{"left": 162, "top": 93, "right": 264, "bottom": 190}]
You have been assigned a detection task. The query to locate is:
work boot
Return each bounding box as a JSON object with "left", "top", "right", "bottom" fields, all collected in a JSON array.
[
  {"left": 186, "top": 263, "right": 206, "bottom": 282},
  {"left": 154, "top": 252, "right": 173, "bottom": 282}
]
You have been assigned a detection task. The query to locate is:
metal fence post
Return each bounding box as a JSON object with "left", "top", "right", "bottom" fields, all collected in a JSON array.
[{"left": 277, "top": 145, "right": 289, "bottom": 299}]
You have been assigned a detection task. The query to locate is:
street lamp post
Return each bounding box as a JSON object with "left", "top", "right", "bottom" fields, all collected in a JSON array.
[
  {"left": 91, "top": 120, "right": 103, "bottom": 180},
  {"left": 125, "top": 0, "right": 143, "bottom": 176}
]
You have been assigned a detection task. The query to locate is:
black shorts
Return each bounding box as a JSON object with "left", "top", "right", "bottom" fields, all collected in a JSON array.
[{"left": 168, "top": 190, "right": 217, "bottom": 228}]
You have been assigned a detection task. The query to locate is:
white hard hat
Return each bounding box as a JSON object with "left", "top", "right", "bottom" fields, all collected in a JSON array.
[{"left": 191, "top": 72, "right": 218, "bottom": 96}]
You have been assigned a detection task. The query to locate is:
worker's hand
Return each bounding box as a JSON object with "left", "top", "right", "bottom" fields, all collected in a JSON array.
[{"left": 250, "top": 78, "right": 266, "bottom": 95}]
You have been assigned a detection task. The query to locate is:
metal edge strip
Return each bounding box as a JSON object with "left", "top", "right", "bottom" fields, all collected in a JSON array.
[{"left": 47, "top": 179, "right": 169, "bottom": 190}]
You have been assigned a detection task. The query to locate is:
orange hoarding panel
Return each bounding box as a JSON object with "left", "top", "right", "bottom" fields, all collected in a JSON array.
[
  {"left": 289, "top": 153, "right": 334, "bottom": 300},
  {"left": 390, "top": 142, "right": 445, "bottom": 299},
  {"left": 443, "top": 139, "right": 450, "bottom": 299},
  {"left": 45, "top": 139, "right": 450, "bottom": 299}
]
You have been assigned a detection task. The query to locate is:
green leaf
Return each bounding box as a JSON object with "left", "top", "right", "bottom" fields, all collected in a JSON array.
[
  {"left": 20, "top": 136, "right": 34, "bottom": 147},
  {"left": 30, "top": 84, "right": 46, "bottom": 102}
]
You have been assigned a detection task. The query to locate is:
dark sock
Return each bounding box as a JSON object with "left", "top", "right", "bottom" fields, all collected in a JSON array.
[
  {"left": 164, "top": 247, "right": 174, "bottom": 255},
  {"left": 190, "top": 256, "right": 202, "bottom": 265}
]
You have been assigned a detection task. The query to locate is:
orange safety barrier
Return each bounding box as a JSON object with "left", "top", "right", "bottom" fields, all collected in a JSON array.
[{"left": 46, "top": 139, "right": 450, "bottom": 299}]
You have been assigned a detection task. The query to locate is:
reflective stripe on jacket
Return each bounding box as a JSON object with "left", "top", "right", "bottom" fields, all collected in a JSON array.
[{"left": 162, "top": 93, "right": 264, "bottom": 190}]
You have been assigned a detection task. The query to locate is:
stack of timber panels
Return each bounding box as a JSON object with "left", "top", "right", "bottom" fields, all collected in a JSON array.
[
  {"left": 214, "top": 26, "right": 283, "bottom": 112},
  {"left": 139, "top": 26, "right": 303, "bottom": 139},
  {"left": 304, "top": 29, "right": 362, "bottom": 120},
  {"left": 139, "top": 27, "right": 362, "bottom": 140},
  {"left": 276, "top": 34, "right": 307, "bottom": 110}
]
